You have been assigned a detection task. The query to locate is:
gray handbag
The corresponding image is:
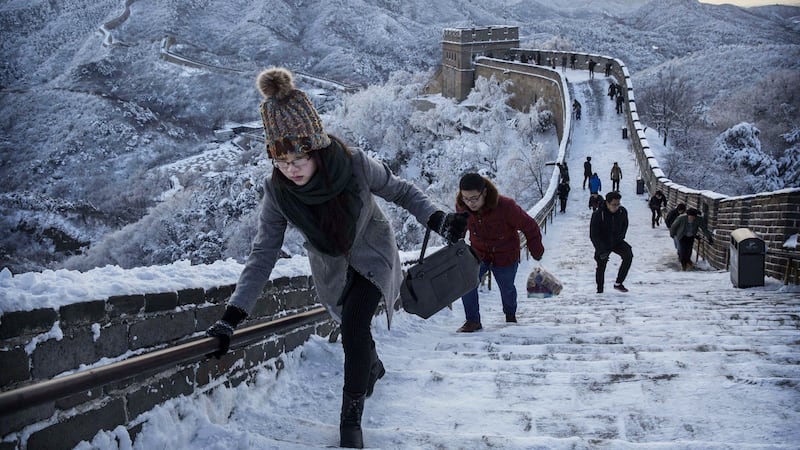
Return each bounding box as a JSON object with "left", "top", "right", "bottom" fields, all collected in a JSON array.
[{"left": 400, "top": 227, "right": 480, "bottom": 319}]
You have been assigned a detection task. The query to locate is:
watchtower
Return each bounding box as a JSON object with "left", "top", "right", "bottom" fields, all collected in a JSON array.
[{"left": 441, "top": 26, "right": 520, "bottom": 101}]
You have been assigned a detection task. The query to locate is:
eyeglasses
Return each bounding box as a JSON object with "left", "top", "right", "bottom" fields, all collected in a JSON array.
[
  {"left": 462, "top": 191, "right": 485, "bottom": 204},
  {"left": 273, "top": 156, "right": 311, "bottom": 170}
]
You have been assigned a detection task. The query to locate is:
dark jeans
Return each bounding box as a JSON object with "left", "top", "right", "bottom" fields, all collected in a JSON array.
[
  {"left": 559, "top": 196, "right": 567, "bottom": 212},
  {"left": 583, "top": 174, "right": 590, "bottom": 189},
  {"left": 340, "top": 268, "right": 381, "bottom": 394},
  {"left": 678, "top": 236, "right": 696, "bottom": 266},
  {"left": 612, "top": 179, "right": 620, "bottom": 191},
  {"left": 651, "top": 207, "right": 662, "bottom": 226},
  {"left": 595, "top": 241, "right": 633, "bottom": 290},
  {"left": 461, "top": 261, "right": 519, "bottom": 324}
]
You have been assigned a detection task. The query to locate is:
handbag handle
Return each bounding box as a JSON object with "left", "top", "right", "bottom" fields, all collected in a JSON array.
[{"left": 417, "top": 227, "right": 432, "bottom": 264}]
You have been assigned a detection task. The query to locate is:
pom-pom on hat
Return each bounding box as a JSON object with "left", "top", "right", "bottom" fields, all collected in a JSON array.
[{"left": 256, "top": 67, "right": 331, "bottom": 159}]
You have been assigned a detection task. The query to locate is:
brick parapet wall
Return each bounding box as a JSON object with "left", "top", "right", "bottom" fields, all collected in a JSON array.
[
  {"left": 474, "top": 57, "right": 567, "bottom": 142},
  {"left": 0, "top": 275, "right": 334, "bottom": 450}
]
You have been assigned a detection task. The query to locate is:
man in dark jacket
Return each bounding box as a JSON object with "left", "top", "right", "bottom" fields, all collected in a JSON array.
[
  {"left": 583, "top": 156, "right": 592, "bottom": 190},
  {"left": 556, "top": 179, "right": 570, "bottom": 213},
  {"left": 456, "top": 173, "right": 545, "bottom": 331},
  {"left": 589, "top": 191, "right": 633, "bottom": 293}
]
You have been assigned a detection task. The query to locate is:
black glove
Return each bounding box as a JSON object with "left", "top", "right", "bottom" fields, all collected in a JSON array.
[
  {"left": 428, "top": 211, "right": 469, "bottom": 244},
  {"left": 206, "top": 305, "right": 247, "bottom": 358}
]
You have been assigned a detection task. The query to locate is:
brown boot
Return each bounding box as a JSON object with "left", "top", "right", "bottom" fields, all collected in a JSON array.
[
  {"left": 340, "top": 391, "right": 365, "bottom": 448},
  {"left": 457, "top": 321, "right": 482, "bottom": 332}
]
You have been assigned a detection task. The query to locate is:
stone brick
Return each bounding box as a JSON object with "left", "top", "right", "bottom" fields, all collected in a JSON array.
[
  {"left": 128, "top": 311, "right": 195, "bottom": 349},
  {"left": 0, "top": 400, "right": 55, "bottom": 436},
  {"left": 271, "top": 277, "right": 292, "bottom": 291},
  {"left": 108, "top": 294, "right": 144, "bottom": 317},
  {"left": 177, "top": 287, "right": 205, "bottom": 306},
  {"left": 205, "top": 284, "right": 235, "bottom": 304},
  {"left": 243, "top": 338, "right": 283, "bottom": 370},
  {"left": 55, "top": 389, "right": 97, "bottom": 410},
  {"left": 26, "top": 398, "right": 126, "bottom": 450},
  {"left": 95, "top": 322, "right": 129, "bottom": 359},
  {"left": 0, "top": 346, "right": 30, "bottom": 386},
  {"left": 283, "top": 290, "right": 314, "bottom": 310},
  {"left": 144, "top": 291, "right": 178, "bottom": 312},
  {"left": 31, "top": 327, "right": 97, "bottom": 379},
  {"left": 289, "top": 276, "right": 312, "bottom": 290},
  {"left": 125, "top": 367, "right": 195, "bottom": 418},
  {"left": 284, "top": 326, "right": 315, "bottom": 352},
  {"left": 195, "top": 303, "right": 225, "bottom": 332},
  {"left": 59, "top": 300, "right": 106, "bottom": 326},
  {"left": 0, "top": 308, "right": 57, "bottom": 339},
  {"left": 250, "top": 293, "right": 280, "bottom": 318},
  {"left": 199, "top": 348, "right": 245, "bottom": 384}
]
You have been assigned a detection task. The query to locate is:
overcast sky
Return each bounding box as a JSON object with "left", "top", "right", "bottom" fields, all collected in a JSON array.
[{"left": 699, "top": 0, "right": 800, "bottom": 6}]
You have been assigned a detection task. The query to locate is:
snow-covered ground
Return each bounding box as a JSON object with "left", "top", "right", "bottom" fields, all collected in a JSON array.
[{"left": 7, "top": 69, "right": 800, "bottom": 449}]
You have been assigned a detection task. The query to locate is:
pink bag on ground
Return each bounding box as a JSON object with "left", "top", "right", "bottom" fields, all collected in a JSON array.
[{"left": 526, "top": 266, "right": 563, "bottom": 298}]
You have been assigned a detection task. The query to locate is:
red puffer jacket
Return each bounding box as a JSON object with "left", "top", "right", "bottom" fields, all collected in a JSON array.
[{"left": 456, "top": 179, "right": 544, "bottom": 267}]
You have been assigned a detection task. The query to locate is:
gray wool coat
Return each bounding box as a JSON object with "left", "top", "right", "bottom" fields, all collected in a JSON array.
[{"left": 228, "top": 147, "right": 440, "bottom": 327}]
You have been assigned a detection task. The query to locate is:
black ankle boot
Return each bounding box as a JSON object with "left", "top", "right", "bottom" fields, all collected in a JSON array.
[
  {"left": 340, "top": 391, "right": 366, "bottom": 448},
  {"left": 366, "top": 349, "right": 385, "bottom": 398}
]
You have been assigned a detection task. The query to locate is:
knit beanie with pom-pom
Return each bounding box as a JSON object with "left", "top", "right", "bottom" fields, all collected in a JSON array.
[{"left": 256, "top": 67, "right": 331, "bottom": 159}]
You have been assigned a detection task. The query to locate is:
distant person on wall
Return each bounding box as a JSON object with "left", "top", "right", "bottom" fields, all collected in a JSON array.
[
  {"left": 665, "top": 203, "right": 687, "bottom": 253},
  {"left": 205, "top": 67, "right": 467, "bottom": 449},
  {"left": 670, "top": 208, "right": 714, "bottom": 271},
  {"left": 588, "top": 58, "right": 597, "bottom": 79},
  {"left": 561, "top": 55, "right": 567, "bottom": 72},
  {"left": 665, "top": 203, "right": 686, "bottom": 229},
  {"left": 583, "top": 156, "right": 592, "bottom": 190},
  {"left": 589, "top": 172, "right": 602, "bottom": 195},
  {"left": 556, "top": 162, "right": 570, "bottom": 184},
  {"left": 590, "top": 191, "right": 633, "bottom": 293},
  {"left": 648, "top": 190, "right": 667, "bottom": 228},
  {"left": 616, "top": 92, "right": 624, "bottom": 114},
  {"left": 455, "top": 173, "right": 544, "bottom": 332},
  {"left": 604, "top": 62, "right": 612, "bottom": 77},
  {"left": 557, "top": 179, "right": 571, "bottom": 213},
  {"left": 608, "top": 82, "right": 617, "bottom": 100},
  {"left": 610, "top": 162, "right": 622, "bottom": 192},
  {"left": 573, "top": 99, "right": 582, "bottom": 120},
  {"left": 570, "top": 53, "right": 577, "bottom": 69},
  {"left": 588, "top": 192, "right": 603, "bottom": 211}
]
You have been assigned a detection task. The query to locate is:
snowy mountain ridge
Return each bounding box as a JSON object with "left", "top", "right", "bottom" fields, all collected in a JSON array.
[{"left": 1, "top": 0, "right": 798, "bottom": 274}]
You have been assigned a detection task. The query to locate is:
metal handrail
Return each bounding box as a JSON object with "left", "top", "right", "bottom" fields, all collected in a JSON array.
[{"left": 0, "top": 307, "right": 329, "bottom": 416}]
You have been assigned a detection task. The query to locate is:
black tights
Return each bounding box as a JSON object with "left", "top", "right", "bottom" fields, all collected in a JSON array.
[{"left": 340, "top": 268, "right": 381, "bottom": 394}]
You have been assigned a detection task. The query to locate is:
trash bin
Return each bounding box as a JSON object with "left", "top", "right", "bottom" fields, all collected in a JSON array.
[
  {"left": 730, "top": 228, "right": 765, "bottom": 288},
  {"left": 636, "top": 177, "right": 644, "bottom": 195},
  {"left": 622, "top": 127, "right": 628, "bottom": 139}
]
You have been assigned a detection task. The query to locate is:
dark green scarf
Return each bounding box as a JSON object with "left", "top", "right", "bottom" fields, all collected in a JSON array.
[{"left": 273, "top": 139, "right": 362, "bottom": 256}]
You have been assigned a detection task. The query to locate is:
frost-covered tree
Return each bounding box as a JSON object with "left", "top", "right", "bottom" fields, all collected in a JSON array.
[
  {"left": 713, "top": 122, "right": 782, "bottom": 193},
  {"left": 640, "top": 65, "right": 697, "bottom": 146},
  {"left": 778, "top": 127, "right": 800, "bottom": 188}
]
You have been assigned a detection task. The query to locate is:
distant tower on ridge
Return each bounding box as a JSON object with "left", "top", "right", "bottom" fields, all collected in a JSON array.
[{"left": 441, "top": 26, "right": 519, "bottom": 101}]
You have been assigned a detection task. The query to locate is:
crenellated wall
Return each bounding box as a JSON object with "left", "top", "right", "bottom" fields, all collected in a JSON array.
[
  {"left": 525, "top": 50, "right": 800, "bottom": 280},
  {"left": 0, "top": 276, "right": 334, "bottom": 450}
]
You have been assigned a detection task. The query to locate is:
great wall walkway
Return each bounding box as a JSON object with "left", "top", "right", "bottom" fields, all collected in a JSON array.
[{"left": 100, "top": 70, "right": 800, "bottom": 450}]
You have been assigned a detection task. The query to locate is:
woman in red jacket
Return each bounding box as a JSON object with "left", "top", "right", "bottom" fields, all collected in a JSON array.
[{"left": 455, "top": 173, "right": 545, "bottom": 332}]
